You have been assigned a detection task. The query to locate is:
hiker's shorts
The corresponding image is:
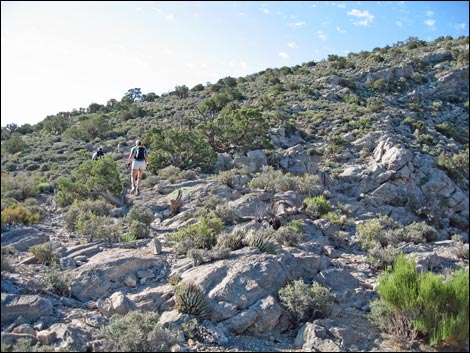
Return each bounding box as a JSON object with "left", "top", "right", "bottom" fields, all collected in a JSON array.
[{"left": 131, "top": 160, "right": 147, "bottom": 171}]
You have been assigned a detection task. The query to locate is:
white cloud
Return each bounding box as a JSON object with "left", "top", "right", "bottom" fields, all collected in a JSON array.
[
  {"left": 288, "top": 42, "right": 298, "bottom": 48},
  {"left": 337, "top": 3, "right": 346, "bottom": 9},
  {"left": 395, "top": 20, "right": 403, "bottom": 27},
  {"left": 425, "top": 19, "right": 436, "bottom": 27},
  {"left": 336, "top": 26, "right": 346, "bottom": 33},
  {"left": 347, "top": 9, "right": 374, "bottom": 26},
  {"left": 317, "top": 30, "right": 327, "bottom": 41},
  {"left": 279, "top": 52, "right": 289, "bottom": 59},
  {"left": 291, "top": 21, "right": 305, "bottom": 27},
  {"left": 152, "top": 6, "right": 174, "bottom": 21},
  {"left": 456, "top": 23, "right": 466, "bottom": 30},
  {"left": 262, "top": 8, "right": 270, "bottom": 15},
  {"left": 425, "top": 10, "right": 434, "bottom": 17}
]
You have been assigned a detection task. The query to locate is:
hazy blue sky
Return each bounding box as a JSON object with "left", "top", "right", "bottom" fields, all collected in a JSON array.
[{"left": 2, "top": 1, "right": 469, "bottom": 127}]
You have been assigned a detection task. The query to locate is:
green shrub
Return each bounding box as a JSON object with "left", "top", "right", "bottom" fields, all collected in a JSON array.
[
  {"left": 213, "top": 203, "right": 240, "bottom": 225},
  {"left": 371, "top": 254, "right": 469, "bottom": 347},
  {"left": 64, "top": 199, "right": 111, "bottom": 230},
  {"left": 37, "top": 182, "right": 53, "bottom": 193},
  {"left": 278, "top": 280, "right": 334, "bottom": 324},
  {"left": 388, "top": 221, "right": 438, "bottom": 244},
  {"left": 303, "top": 195, "right": 331, "bottom": 219},
  {"left": 75, "top": 213, "right": 120, "bottom": 243},
  {"left": 146, "top": 127, "right": 217, "bottom": 173},
  {"left": 367, "top": 244, "right": 400, "bottom": 270},
  {"left": 1, "top": 203, "right": 40, "bottom": 228},
  {"left": 102, "top": 311, "right": 175, "bottom": 352},
  {"left": 41, "top": 265, "right": 73, "bottom": 296},
  {"left": 168, "top": 216, "right": 224, "bottom": 255},
  {"left": 1, "top": 173, "right": 38, "bottom": 201},
  {"left": 437, "top": 149, "right": 469, "bottom": 182},
  {"left": 127, "top": 220, "right": 150, "bottom": 239},
  {"left": 248, "top": 166, "right": 296, "bottom": 192},
  {"left": 217, "top": 230, "right": 244, "bottom": 251},
  {"left": 28, "top": 242, "right": 54, "bottom": 265},
  {"left": 175, "top": 282, "right": 211, "bottom": 319},
  {"left": 274, "top": 220, "right": 304, "bottom": 246},
  {"left": 356, "top": 219, "right": 385, "bottom": 250},
  {"left": 248, "top": 166, "right": 320, "bottom": 195},
  {"left": 126, "top": 205, "right": 154, "bottom": 227},
  {"left": 0, "top": 338, "right": 59, "bottom": 352}
]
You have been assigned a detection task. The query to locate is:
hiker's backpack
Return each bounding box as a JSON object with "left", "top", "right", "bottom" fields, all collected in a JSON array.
[{"left": 134, "top": 146, "right": 146, "bottom": 161}]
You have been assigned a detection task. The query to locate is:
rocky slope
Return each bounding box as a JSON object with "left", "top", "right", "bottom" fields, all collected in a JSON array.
[{"left": 1, "top": 36, "right": 469, "bottom": 352}]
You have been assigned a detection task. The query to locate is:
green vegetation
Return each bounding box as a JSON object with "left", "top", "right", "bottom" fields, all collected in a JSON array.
[
  {"left": 102, "top": 311, "right": 175, "bottom": 352},
  {"left": 0, "top": 35, "right": 468, "bottom": 350},
  {"left": 168, "top": 215, "right": 225, "bottom": 255},
  {"left": 303, "top": 195, "right": 331, "bottom": 219},
  {"left": 370, "top": 254, "right": 469, "bottom": 347},
  {"left": 175, "top": 281, "right": 211, "bottom": 319},
  {"left": 278, "top": 279, "right": 335, "bottom": 324},
  {"left": 247, "top": 230, "right": 278, "bottom": 254}
]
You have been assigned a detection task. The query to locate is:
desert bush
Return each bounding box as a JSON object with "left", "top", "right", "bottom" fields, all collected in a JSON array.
[
  {"left": 64, "top": 199, "right": 111, "bottom": 230},
  {"left": 146, "top": 127, "right": 217, "bottom": 173},
  {"left": 248, "top": 166, "right": 320, "bottom": 196},
  {"left": 0, "top": 338, "right": 59, "bottom": 352},
  {"left": 367, "top": 244, "right": 400, "bottom": 269},
  {"left": 387, "top": 221, "right": 438, "bottom": 244},
  {"left": 1, "top": 203, "right": 40, "bottom": 228},
  {"left": 303, "top": 195, "right": 331, "bottom": 219},
  {"left": 217, "top": 230, "right": 245, "bottom": 251},
  {"left": 249, "top": 166, "right": 296, "bottom": 192},
  {"left": 41, "top": 265, "right": 74, "bottom": 296},
  {"left": 278, "top": 279, "right": 334, "bottom": 324},
  {"left": 1, "top": 173, "right": 40, "bottom": 201},
  {"left": 370, "top": 254, "right": 469, "bottom": 347},
  {"left": 356, "top": 219, "right": 386, "bottom": 250},
  {"left": 126, "top": 205, "right": 154, "bottom": 226},
  {"left": 217, "top": 166, "right": 250, "bottom": 188},
  {"left": 55, "top": 157, "right": 122, "bottom": 207},
  {"left": 437, "top": 149, "right": 469, "bottom": 182},
  {"left": 75, "top": 213, "right": 120, "bottom": 243},
  {"left": 211, "top": 203, "right": 240, "bottom": 225},
  {"left": 102, "top": 311, "right": 175, "bottom": 352},
  {"left": 127, "top": 220, "right": 150, "bottom": 239},
  {"left": 168, "top": 216, "right": 224, "bottom": 255},
  {"left": 28, "top": 242, "right": 54, "bottom": 265},
  {"left": 274, "top": 220, "right": 304, "bottom": 246},
  {"left": 455, "top": 242, "right": 469, "bottom": 260}
]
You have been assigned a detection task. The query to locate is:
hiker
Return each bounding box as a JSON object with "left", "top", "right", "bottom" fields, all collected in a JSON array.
[
  {"left": 127, "top": 139, "right": 149, "bottom": 194},
  {"left": 92, "top": 147, "right": 105, "bottom": 160}
]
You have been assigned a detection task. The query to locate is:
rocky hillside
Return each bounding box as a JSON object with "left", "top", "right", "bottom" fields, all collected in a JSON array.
[{"left": 1, "top": 36, "right": 469, "bottom": 352}]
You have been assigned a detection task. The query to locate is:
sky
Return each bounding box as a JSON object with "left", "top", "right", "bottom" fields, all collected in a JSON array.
[{"left": 1, "top": 1, "right": 469, "bottom": 128}]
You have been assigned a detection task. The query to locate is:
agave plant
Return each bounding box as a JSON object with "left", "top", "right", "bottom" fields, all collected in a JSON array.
[
  {"left": 175, "top": 282, "right": 211, "bottom": 319},
  {"left": 247, "top": 233, "right": 277, "bottom": 254}
]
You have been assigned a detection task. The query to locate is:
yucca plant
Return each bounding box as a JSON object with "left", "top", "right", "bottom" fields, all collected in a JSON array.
[
  {"left": 247, "top": 234, "right": 277, "bottom": 254},
  {"left": 175, "top": 282, "right": 211, "bottom": 319}
]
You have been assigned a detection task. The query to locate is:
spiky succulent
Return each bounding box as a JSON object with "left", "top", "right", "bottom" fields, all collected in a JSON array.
[
  {"left": 248, "top": 234, "right": 277, "bottom": 254},
  {"left": 175, "top": 282, "right": 211, "bottom": 319}
]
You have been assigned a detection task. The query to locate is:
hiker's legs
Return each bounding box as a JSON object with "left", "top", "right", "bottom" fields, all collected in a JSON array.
[
  {"left": 137, "top": 169, "right": 144, "bottom": 189},
  {"left": 131, "top": 169, "right": 139, "bottom": 190}
]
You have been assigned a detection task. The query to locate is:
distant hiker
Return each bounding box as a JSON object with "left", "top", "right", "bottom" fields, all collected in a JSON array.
[
  {"left": 127, "top": 139, "right": 149, "bottom": 195},
  {"left": 92, "top": 147, "right": 105, "bottom": 160}
]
